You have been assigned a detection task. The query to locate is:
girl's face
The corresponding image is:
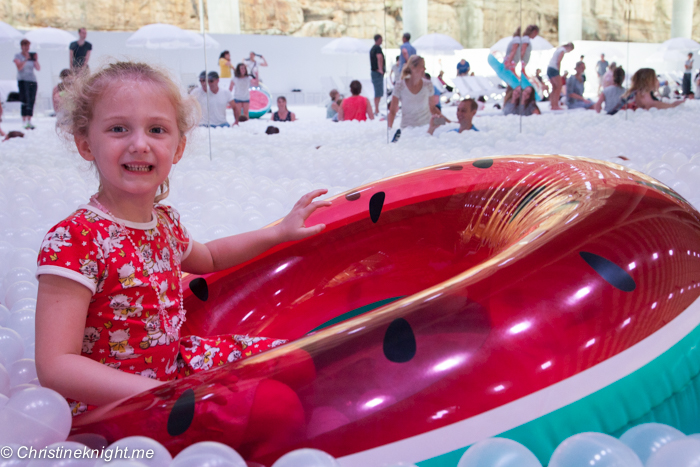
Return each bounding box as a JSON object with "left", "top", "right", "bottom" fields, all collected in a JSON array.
[
  {"left": 413, "top": 59, "right": 426, "bottom": 77},
  {"left": 523, "top": 87, "right": 533, "bottom": 99},
  {"left": 239, "top": 64, "right": 247, "bottom": 75},
  {"left": 277, "top": 99, "right": 287, "bottom": 110},
  {"left": 224, "top": 52, "right": 230, "bottom": 60},
  {"left": 75, "top": 80, "right": 185, "bottom": 204}
]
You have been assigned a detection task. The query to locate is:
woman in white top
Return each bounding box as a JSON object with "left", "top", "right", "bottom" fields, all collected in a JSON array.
[
  {"left": 231, "top": 63, "right": 253, "bottom": 122},
  {"left": 546, "top": 42, "right": 574, "bottom": 110},
  {"left": 388, "top": 55, "right": 437, "bottom": 129},
  {"left": 504, "top": 25, "right": 539, "bottom": 75}
]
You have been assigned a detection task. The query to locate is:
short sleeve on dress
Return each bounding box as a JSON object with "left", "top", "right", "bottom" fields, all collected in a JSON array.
[
  {"left": 36, "top": 213, "right": 105, "bottom": 294},
  {"left": 155, "top": 205, "right": 193, "bottom": 262}
]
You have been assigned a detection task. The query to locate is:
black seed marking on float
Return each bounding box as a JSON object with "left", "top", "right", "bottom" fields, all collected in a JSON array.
[
  {"left": 346, "top": 192, "right": 361, "bottom": 201},
  {"left": 473, "top": 159, "right": 494, "bottom": 169},
  {"left": 189, "top": 278, "right": 209, "bottom": 301},
  {"left": 510, "top": 185, "right": 546, "bottom": 223},
  {"left": 369, "top": 192, "right": 385, "bottom": 223},
  {"left": 437, "top": 165, "right": 463, "bottom": 171},
  {"left": 167, "top": 389, "right": 195, "bottom": 436},
  {"left": 383, "top": 318, "right": 417, "bottom": 363},
  {"left": 580, "top": 252, "right": 636, "bottom": 292}
]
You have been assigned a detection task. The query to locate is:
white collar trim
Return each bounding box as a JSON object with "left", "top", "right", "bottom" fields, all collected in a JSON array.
[{"left": 79, "top": 204, "right": 158, "bottom": 230}]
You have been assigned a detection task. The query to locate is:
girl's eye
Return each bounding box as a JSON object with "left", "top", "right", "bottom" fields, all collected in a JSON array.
[
  {"left": 110, "top": 126, "right": 126, "bottom": 133},
  {"left": 150, "top": 127, "right": 166, "bottom": 134}
]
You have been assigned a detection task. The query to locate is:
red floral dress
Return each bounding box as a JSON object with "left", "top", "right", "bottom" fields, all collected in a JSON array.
[{"left": 37, "top": 204, "right": 285, "bottom": 416}]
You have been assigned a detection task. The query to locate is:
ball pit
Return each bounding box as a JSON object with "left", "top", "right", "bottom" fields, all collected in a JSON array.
[{"left": 0, "top": 103, "right": 700, "bottom": 466}]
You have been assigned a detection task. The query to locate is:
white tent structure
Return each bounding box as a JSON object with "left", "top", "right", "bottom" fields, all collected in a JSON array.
[
  {"left": 126, "top": 23, "right": 199, "bottom": 49},
  {"left": 0, "top": 21, "right": 23, "bottom": 45},
  {"left": 413, "top": 33, "right": 463, "bottom": 55},
  {"left": 321, "top": 37, "right": 372, "bottom": 56}
]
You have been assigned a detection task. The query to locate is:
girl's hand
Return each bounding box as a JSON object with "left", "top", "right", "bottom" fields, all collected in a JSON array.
[{"left": 275, "top": 189, "right": 332, "bottom": 243}]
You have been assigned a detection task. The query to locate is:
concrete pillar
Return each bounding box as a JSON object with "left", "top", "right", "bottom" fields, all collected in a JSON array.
[
  {"left": 459, "top": 0, "right": 484, "bottom": 48},
  {"left": 558, "top": 0, "right": 582, "bottom": 44},
  {"left": 207, "top": 0, "right": 241, "bottom": 34},
  {"left": 402, "top": 0, "right": 428, "bottom": 40},
  {"left": 671, "top": 0, "right": 694, "bottom": 38}
]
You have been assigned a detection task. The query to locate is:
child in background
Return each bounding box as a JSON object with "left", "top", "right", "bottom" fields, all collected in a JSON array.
[
  {"left": 35, "top": 61, "right": 329, "bottom": 451},
  {"left": 232, "top": 63, "right": 253, "bottom": 122},
  {"left": 52, "top": 68, "right": 72, "bottom": 115}
]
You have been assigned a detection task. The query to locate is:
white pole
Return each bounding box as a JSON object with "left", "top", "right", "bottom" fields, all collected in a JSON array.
[
  {"left": 558, "top": 0, "right": 582, "bottom": 44},
  {"left": 402, "top": 0, "right": 428, "bottom": 39},
  {"left": 206, "top": 0, "right": 241, "bottom": 34},
  {"left": 671, "top": 0, "right": 694, "bottom": 39}
]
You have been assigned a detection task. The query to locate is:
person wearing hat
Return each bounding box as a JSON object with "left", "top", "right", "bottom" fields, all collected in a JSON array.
[{"left": 191, "top": 70, "right": 236, "bottom": 127}]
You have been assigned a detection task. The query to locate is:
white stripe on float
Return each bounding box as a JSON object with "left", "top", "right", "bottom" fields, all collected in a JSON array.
[{"left": 337, "top": 294, "right": 700, "bottom": 467}]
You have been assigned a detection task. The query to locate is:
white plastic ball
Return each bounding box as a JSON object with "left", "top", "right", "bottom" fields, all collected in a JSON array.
[
  {"left": 10, "top": 299, "right": 36, "bottom": 314},
  {"left": 3, "top": 282, "right": 38, "bottom": 310},
  {"left": 9, "top": 383, "right": 38, "bottom": 397},
  {"left": 26, "top": 441, "right": 95, "bottom": 467},
  {"left": 271, "top": 449, "right": 340, "bottom": 467},
  {"left": 0, "top": 363, "right": 10, "bottom": 396},
  {"left": 646, "top": 438, "right": 700, "bottom": 467},
  {"left": 9, "top": 359, "right": 37, "bottom": 388},
  {"left": 662, "top": 151, "right": 689, "bottom": 168},
  {"left": 173, "top": 442, "right": 245, "bottom": 465},
  {"left": 0, "top": 386, "right": 72, "bottom": 448},
  {"left": 0, "top": 305, "right": 9, "bottom": 327},
  {"left": 549, "top": 432, "right": 643, "bottom": 467},
  {"left": 94, "top": 437, "right": 172, "bottom": 467},
  {"left": 457, "top": 438, "right": 541, "bottom": 467},
  {"left": 619, "top": 423, "right": 685, "bottom": 464},
  {"left": 7, "top": 310, "right": 36, "bottom": 342},
  {"left": 0, "top": 327, "right": 25, "bottom": 367}
]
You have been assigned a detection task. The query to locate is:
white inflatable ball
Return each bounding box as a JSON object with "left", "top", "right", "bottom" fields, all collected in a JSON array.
[
  {"left": 0, "top": 327, "right": 25, "bottom": 367},
  {"left": 619, "top": 423, "right": 685, "bottom": 464},
  {"left": 548, "top": 432, "right": 643, "bottom": 467},
  {"left": 9, "top": 359, "right": 37, "bottom": 388},
  {"left": 174, "top": 442, "right": 245, "bottom": 465},
  {"left": 645, "top": 160, "right": 675, "bottom": 173},
  {"left": 96, "top": 462, "right": 148, "bottom": 467},
  {"left": 239, "top": 210, "right": 266, "bottom": 231},
  {"left": 0, "top": 387, "right": 71, "bottom": 448},
  {"left": 169, "top": 455, "right": 243, "bottom": 467},
  {"left": 457, "top": 438, "right": 541, "bottom": 467},
  {"left": 12, "top": 230, "right": 41, "bottom": 251},
  {"left": 7, "top": 310, "right": 36, "bottom": 342},
  {"left": 200, "top": 203, "right": 229, "bottom": 227},
  {"left": 646, "top": 438, "right": 700, "bottom": 467},
  {"left": 3, "top": 282, "right": 38, "bottom": 310},
  {"left": 10, "top": 298, "right": 36, "bottom": 314},
  {"left": 26, "top": 441, "right": 95, "bottom": 467},
  {"left": 9, "top": 383, "right": 38, "bottom": 397},
  {"left": 0, "top": 363, "right": 10, "bottom": 396},
  {"left": 272, "top": 449, "right": 339, "bottom": 467},
  {"left": 648, "top": 167, "right": 676, "bottom": 186},
  {"left": 23, "top": 343, "right": 35, "bottom": 361},
  {"left": 669, "top": 180, "right": 692, "bottom": 199},
  {"left": 662, "top": 151, "right": 689, "bottom": 168},
  {"left": 0, "top": 443, "right": 30, "bottom": 466},
  {"left": 0, "top": 305, "right": 9, "bottom": 327},
  {"left": 4, "top": 269, "right": 35, "bottom": 289},
  {"left": 94, "top": 437, "right": 171, "bottom": 467}
]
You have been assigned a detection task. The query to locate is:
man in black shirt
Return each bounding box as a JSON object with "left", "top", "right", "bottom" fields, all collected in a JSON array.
[
  {"left": 69, "top": 28, "right": 92, "bottom": 70},
  {"left": 369, "top": 34, "right": 385, "bottom": 116}
]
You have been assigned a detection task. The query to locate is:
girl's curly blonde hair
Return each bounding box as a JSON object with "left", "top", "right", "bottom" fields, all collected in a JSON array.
[{"left": 57, "top": 61, "right": 200, "bottom": 203}]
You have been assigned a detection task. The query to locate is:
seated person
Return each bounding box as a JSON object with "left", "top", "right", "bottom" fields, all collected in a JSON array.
[
  {"left": 595, "top": 67, "right": 625, "bottom": 114},
  {"left": 502, "top": 86, "right": 520, "bottom": 115},
  {"left": 52, "top": 68, "right": 72, "bottom": 115},
  {"left": 520, "top": 86, "right": 540, "bottom": 116},
  {"left": 619, "top": 68, "right": 685, "bottom": 111},
  {"left": 601, "top": 62, "right": 617, "bottom": 89},
  {"left": 429, "top": 98, "right": 479, "bottom": 135},
  {"left": 273, "top": 96, "right": 296, "bottom": 122},
  {"left": 191, "top": 70, "right": 235, "bottom": 127},
  {"left": 567, "top": 62, "right": 594, "bottom": 109},
  {"left": 338, "top": 80, "right": 374, "bottom": 122},
  {"left": 326, "top": 89, "right": 342, "bottom": 121},
  {"left": 456, "top": 59, "right": 470, "bottom": 77}
]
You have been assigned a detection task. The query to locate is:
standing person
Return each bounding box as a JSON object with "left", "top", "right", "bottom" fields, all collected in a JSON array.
[
  {"left": 567, "top": 61, "right": 594, "bottom": 109},
  {"left": 232, "top": 64, "right": 253, "bottom": 122},
  {"left": 547, "top": 42, "right": 574, "bottom": 110},
  {"left": 191, "top": 71, "right": 236, "bottom": 127},
  {"left": 218, "top": 50, "right": 235, "bottom": 91},
  {"left": 683, "top": 53, "right": 694, "bottom": 96},
  {"left": 338, "top": 80, "right": 374, "bottom": 122},
  {"left": 388, "top": 55, "right": 433, "bottom": 129},
  {"left": 244, "top": 51, "right": 268, "bottom": 82},
  {"left": 273, "top": 96, "right": 296, "bottom": 122},
  {"left": 456, "top": 59, "right": 470, "bottom": 76},
  {"left": 14, "top": 39, "right": 40, "bottom": 130},
  {"left": 398, "top": 32, "right": 416, "bottom": 75},
  {"left": 596, "top": 54, "right": 609, "bottom": 93},
  {"left": 369, "top": 34, "right": 385, "bottom": 116},
  {"left": 390, "top": 56, "right": 400, "bottom": 86},
  {"left": 69, "top": 28, "right": 92, "bottom": 71}
]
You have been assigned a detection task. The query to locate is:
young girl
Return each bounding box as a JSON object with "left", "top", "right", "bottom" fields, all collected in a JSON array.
[
  {"left": 620, "top": 68, "right": 685, "bottom": 111},
  {"left": 231, "top": 63, "right": 253, "bottom": 122},
  {"left": 35, "top": 62, "right": 330, "bottom": 429}
]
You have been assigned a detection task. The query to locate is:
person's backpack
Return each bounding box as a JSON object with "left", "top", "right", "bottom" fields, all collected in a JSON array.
[{"left": 6, "top": 92, "right": 20, "bottom": 102}]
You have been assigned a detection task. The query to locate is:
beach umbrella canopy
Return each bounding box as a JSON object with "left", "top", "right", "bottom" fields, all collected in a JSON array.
[
  {"left": 0, "top": 21, "right": 23, "bottom": 45},
  {"left": 660, "top": 37, "right": 700, "bottom": 51},
  {"left": 126, "top": 23, "right": 198, "bottom": 49},
  {"left": 490, "top": 35, "right": 554, "bottom": 53},
  {"left": 646, "top": 48, "right": 697, "bottom": 63},
  {"left": 184, "top": 30, "right": 220, "bottom": 50},
  {"left": 413, "top": 33, "right": 463, "bottom": 54},
  {"left": 22, "top": 27, "right": 75, "bottom": 50},
  {"left": 321, "top": 37, "right": 372, "bottom": 55}
]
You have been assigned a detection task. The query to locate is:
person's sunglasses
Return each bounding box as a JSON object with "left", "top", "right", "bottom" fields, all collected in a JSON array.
[{"left": 207, "top": 79, "right": 217, "bottom": 83}]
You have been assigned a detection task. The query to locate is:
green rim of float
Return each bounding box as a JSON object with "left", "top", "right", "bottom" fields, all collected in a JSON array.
[
  {"left": 249, "top": 87, "right": 272, "bottom": 119},
  {"left": 417, "top": 318, "right": 700, "bottom": 466}
]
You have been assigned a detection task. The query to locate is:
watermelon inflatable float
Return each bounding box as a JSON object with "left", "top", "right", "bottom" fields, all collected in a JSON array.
[
  {"left": 249, "top": 86, "right": 272, "bottom": 119},
  {"left": 71, "top": 155, "right": 700, "bottom": 466}
]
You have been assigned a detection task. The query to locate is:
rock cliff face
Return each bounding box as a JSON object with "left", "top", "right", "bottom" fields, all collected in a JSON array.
[{"left": 1, "top": 0, "right": 697, "bottom": 47}]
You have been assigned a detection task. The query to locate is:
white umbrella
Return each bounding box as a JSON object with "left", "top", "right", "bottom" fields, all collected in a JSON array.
[
  {"left": 413, "top": 33, "right": 463, "bottom": 54},
  {"left": 184, "top": 30, "right": 220, "bottom": 50},
  {"left": 0, "top": 21, "right": 23, "bottom": 45},
  {"left": 660, "top": 37, "right": 700, "bottom": 51},
  {"left": 126, "top": 23, "right": 198, "bottom": 49},
  {"left": 22, "top": 27, "right": 75, "bottom": 50},
  {"left": 321, "top": 37, "right": 372, "bottom": 55},
  {"left": 490, "top": 35, "right": 554, "bottom": 53},
  {"left": 646, "top": 48, "right": 697, "bottom": 63}
]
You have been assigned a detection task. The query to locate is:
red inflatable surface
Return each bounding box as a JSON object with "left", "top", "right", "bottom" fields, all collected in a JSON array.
[{"left": 70, "top": 155, "right": 700, "bottom": 465}]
